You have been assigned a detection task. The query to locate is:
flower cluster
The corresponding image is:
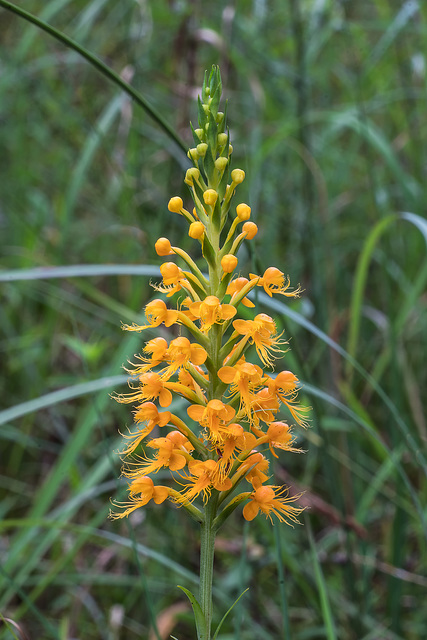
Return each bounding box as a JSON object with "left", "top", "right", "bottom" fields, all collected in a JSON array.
[{"left": 111, "top": 67, "right": 308, "bottom": 528}]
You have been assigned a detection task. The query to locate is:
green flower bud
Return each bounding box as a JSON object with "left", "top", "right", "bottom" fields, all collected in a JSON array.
[
  {"left": 215, "top": 157, "right": 228, "bottom": 171},
  {"left": 217, "top": 133, "right": 228, "bottom": 147},
  {"left": 231, "top": 169, "right": 245, "bottom": 184},
  {"left": 187, "top": 148, "right": 199, "bottom": 162},
  {"left": 184, "top": 167, "right": 200, "bottom": 185},
  {"left": 197, "top": 143, "right": 208, "bottom": 157}
]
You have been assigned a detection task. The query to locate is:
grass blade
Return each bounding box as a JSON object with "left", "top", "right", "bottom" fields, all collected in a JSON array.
[
  {"left": 0, "top": 0, "right": 186, "bottom": 153},
  {"left": 306, "top": 518, "right": 338, "bottom": 640}
]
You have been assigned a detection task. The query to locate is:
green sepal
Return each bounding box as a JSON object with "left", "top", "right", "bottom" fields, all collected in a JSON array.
[
  {"left": 196, "top": 155, "right": 207, "bottom": 184},
  {"left": 198, "top": 95, "right": 208, "bottom": 129},
  {"left": 217, "top": 159, "right": 229, "bottom": 202},
  {"left": 219, "top": 228, "right": 234, "bottom": 257},
  {"left": 214, "top": 492, "right": 252, "bottom": 527},
  {"left": 201, "top": 234, "right": 217, "bottom": 268},
  {"left": 191, "top": 121, "right": 203, "bottom": 145},
  {"left": 184, "top": 271, "right": 208, "bottom": 299},
  {"left": 220, "top": 333, "right": 249, "bottom": 369},
  {"left": 219, "top": 127, "right": 230, "bottom": 157},
  {"left": 172, "top": 247, "right": 209, "bottom": 287},
  {"left": 202, "top": 69, "right": 210, "bottom": 102},
  {"left": 209, "top": 81, "right": 221, "bottom": 118},
  {"left": 206, "top": 110, "right": 218, "bottom": 157},
  {"left": 187, "top": 361, "right": 210, "bottom": 391},
  {"left": 177, "top": 586, "right": 207, "bottom": 640},
  {"left": 208, "top": 65, "right": 221, "bottom": 101},
  {"left": 217, "top": 99, "right": 228, "bottom": 134},
  {"left": 219, "top": 331, "right": 241, "bottom": 362},
  {"left": 191, "top": 174, "right": 207, "bottom": 210},
  {"left": 217, "top": 271, "right": 234, "bottom": 300},
  {"left": 228, "top": 231, "right": 247, "bottom": 259},
  {"left": 211, "top": 198, "right": 222, "bottom": 231},
  {"left": 188, "top": 185, "right": 208, "bottom": 226},
  {"left": 203, "top": 143, "right": 216, "bottom": 184},
  {"left": 228, "top": 276, "right": 259, "bottom": 310},
  {"left": 212, "top": 588, "right": 249, "bottom": 640}
]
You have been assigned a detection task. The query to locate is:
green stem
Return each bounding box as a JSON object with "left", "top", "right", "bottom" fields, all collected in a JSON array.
[{"left": 199, "top": 498, "right": 218, "bottom": 640}]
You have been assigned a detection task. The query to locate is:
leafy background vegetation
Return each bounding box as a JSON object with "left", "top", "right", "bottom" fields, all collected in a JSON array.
[{"left": 1, "top": 0, "right": 426, "bottom": 638}]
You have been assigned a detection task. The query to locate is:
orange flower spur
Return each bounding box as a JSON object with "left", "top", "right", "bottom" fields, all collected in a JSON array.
[{"left": 110, "top": 66, "right": 309, "bottom": 640}]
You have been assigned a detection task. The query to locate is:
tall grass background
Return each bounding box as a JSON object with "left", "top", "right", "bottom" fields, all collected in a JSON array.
[{"left": 1, "top": 1, "right": 426, "bottom": 638}]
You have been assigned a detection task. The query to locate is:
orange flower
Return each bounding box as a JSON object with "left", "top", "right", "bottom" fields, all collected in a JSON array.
[
  {"left": 180, "top": 297, "right": 199, "bottom": 321},
  {"left": 123, "top": 299, "right": 178, "bottom": 331},
  {"left": 156, "top": 262, "right": 188, "bottom": 296},
  {"left": 136, "top": 372, "right": 173, "bottom": 407},
  {"left": 249, "top": 267, "right": 301, "bottom": 298},
  {"left": 187, "top": 399, "right": 235, "bottom": 443},
  {"left": 266, "top": 371, "right": 310, "bottom": 428},
  {"left": 242, "top": 481, "right": 303, "bottom": 524},
  {"left": 233, "top": 313, "right": 285, "bottom": 367},
  {"left": 120, "top": 402, "right": 171, "bottom": 455},
  {"left": 241, "top": 453, "right": 270, "bottom": 486},
  {"left": 110, "top": 476, "right": 170, "bottom": 519},
  {"left": 188, "top": 296, "right": 237, "bottom": 333},
  {"left": 256, "top": 421, "right": 301, "bottom": 458},
  {"left": 218, "top": 361, "right": 265, "bottom": 422},
  {"left": 178, "top": 368, "right": 208, "bottom": 402},
  {"left": 226, "top": 277, "right": 255, "bottom": 308},
  {"left": 177, "top": 459, "right": 232, "bottom": 503},
  {"left": 161, "top": 336, "right": 207, "bottom": 379},
  {"left": 250, "top": 387, "right": 280, "bottom": 427},
  {"left": 124, "top": 431, "right": 194, "bottom": 477},
  {"left": 217, "top": 424, "right": 257, "bottom": 476},
  {"left": 125, "top": 337, "right": 169, "bottom": 375}
]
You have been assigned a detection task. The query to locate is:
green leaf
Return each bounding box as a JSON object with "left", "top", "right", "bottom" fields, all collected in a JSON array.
[
  {"left": 307, "top": 519, "right": 338, "bottom": 640},
  {"left": 212, "top": 588, "right": 249, "bottom": 640},
  {"left": 177, "top": 586, "right": 206, "bottom": 640}
]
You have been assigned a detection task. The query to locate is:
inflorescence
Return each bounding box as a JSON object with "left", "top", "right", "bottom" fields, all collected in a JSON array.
[{"left": 110, "top": 67, "right": 309, "bottom": 528}]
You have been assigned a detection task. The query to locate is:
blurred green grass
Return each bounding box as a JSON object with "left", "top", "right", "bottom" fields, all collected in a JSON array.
[{"left": 1, "top": 1, "right": 426, "bottom": 638}]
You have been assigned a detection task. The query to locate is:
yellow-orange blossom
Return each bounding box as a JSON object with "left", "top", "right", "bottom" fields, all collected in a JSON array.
[{"left": 110, "top": 69, "right": 308, "bottom": 528}]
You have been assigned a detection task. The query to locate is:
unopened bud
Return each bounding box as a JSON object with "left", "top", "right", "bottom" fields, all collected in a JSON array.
[
  {"left": 242, "top": 221, "right": 258, "bottom": 239},
  {"left": 203, "top": 189, "right": 218, "bottom": 206},
  {"left": 221, "top": 254, "right": 238, "bottom": 273},
  {"left": 231, "top": 169, "right": 245, "bottom": 184},
  {"left": 184, "top": 168, "right": 200, "bottom": 185},
  {"left": 155, "top": 237, "right": 173, "bottom": 256},
  {"left": 196, "top": 143, "right": 208, "bottom": 157},
  {"left": 188, "top": 221, "right": 205, "bottom": 239},
  {"left": 168, "top": 197, "right": 183, "bottom": 213},
  {"left": 228, "top": 144, "right": 233, "bottom": 155},
  {"left": 215, "top": 157, "right": 228, "bottom": 171},
  {"left": 194, "top": 128, "right": 204, "bottom": 140},
  {"left": 160, "top": 262, "right": 180, "bottom": 279},
  {"left": 187, "top": 148, "right": 199, "bottom": 162},
  {"left": 236, "top": 203, "right": 251, "bottom": 221},
  {"left": 217, "top": 133, "right": 228, "bottom": 147}
]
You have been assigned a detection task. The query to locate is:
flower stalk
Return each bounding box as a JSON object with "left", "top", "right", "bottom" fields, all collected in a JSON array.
[{"left": 110, "top": 66, "right": 309, "bottom": 639}]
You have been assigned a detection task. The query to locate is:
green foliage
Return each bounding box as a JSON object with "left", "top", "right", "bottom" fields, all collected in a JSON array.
[{"left": 1, "top": 0, "right": 426, "bottom": 639}]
